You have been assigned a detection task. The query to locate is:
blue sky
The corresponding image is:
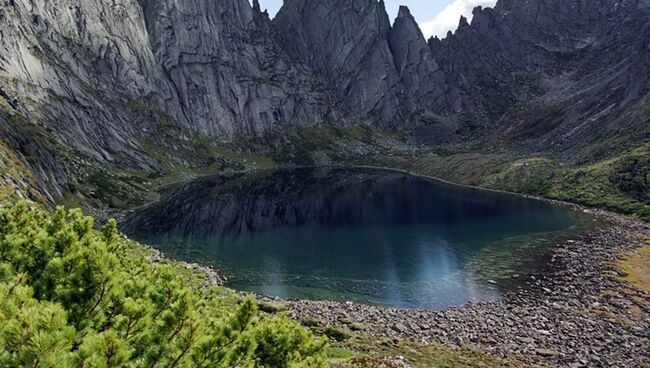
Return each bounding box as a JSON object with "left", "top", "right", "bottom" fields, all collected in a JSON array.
[{"left": 255, "top": 0, "right": 497, "bottom": 38}]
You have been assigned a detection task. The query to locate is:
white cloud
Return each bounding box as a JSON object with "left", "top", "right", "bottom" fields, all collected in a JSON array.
[{"left": 419, "top": 0, "right": 496, "bottom": 39}]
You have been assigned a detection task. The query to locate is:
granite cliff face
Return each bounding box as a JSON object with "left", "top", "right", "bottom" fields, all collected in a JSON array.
[
  {"left": 140, "top": 0, "right": 335, "bottom": 138},
  {"left": 0, "top": 0, "right": 336, "bottom": 192},
  {"left": 0, "top": 0, "right": 648, "bottom": 202},
  {"left": 389, "top": 7, "right": 461, "bottom": 117}
]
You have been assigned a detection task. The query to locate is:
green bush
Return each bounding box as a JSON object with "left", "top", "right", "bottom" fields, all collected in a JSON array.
[
  {"left": 258, "top": 301, "right": 287, "bottom": 314},
  {"left": 323, "top": 326, "right": 351, "bottom": 342},
  {"left": 300, "top": 317, "right": 321, "bottom": 328},
  {"left": 0, "top": 201, "right": 328, "bottom": 367}
]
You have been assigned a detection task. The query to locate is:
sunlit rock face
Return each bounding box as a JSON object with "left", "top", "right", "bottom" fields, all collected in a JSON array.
[
  {"left": 139, "top": 0, "right": 334, "bottom": 138},
  {"left": 0, "top": 0, "right": 333, "bottom": 142}
]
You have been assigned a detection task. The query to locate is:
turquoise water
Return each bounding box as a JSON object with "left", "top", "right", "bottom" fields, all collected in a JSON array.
[{"left": 122, "top": 168, "right": 592, "bottom": 309}]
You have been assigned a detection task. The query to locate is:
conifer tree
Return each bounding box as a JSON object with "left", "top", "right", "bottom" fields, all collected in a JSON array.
[{"left": 0, "top": 201, "right": 328, "bottom": 367}]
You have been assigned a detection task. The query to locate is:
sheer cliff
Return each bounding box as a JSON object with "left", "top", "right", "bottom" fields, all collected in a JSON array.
[{"left": 274, "top": 1, "right": 461, "bottom": 128}]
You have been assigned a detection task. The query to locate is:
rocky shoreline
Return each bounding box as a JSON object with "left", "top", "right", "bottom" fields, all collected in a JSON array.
[
  {"left": 142, "top": 246, "right": 229, "bottom": 287},
  {"left": 264, "top": 208, "right": 649, "bottom": 367}
]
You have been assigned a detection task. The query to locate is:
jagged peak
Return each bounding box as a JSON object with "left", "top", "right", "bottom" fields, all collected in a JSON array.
[
  {"left": 397, "top": 5, "right": 412, "bottom": 19},
  {"left": 458, "top": 15, "right": 469, "bottom": 29},
  {"left": 251, "top": 0, "right": 272, "bottom": 22},
  {"left": 393, "top": 5, "right": 422, "bottom": 34},
  {"left": 427, "top": 35, "right": 442, "bottom": 53},
  {"left": 470, "top": 5, "right": 494, "bottom": 28}
]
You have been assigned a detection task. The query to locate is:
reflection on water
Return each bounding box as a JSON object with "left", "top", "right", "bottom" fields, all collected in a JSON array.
[{"left": 122, "top": 168, "right": 591, "bottom": 309}]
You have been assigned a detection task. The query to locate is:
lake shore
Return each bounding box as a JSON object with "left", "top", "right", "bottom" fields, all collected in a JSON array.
[{"left": 263, "top": 207, "right": 649, "bottom": 367}]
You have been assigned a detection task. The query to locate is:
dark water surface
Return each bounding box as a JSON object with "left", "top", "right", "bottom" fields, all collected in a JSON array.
[{"left": 122, "top": 168, "right": 593, "bottom": 309}]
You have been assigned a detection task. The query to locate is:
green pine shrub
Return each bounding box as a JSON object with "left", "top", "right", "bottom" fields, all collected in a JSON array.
[{"left": 0, "top": 201, "right": 328, "bottom": 367}]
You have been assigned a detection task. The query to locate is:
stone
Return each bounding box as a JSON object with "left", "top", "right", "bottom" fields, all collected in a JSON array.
[
  {"left": 393, "top": 323, "right": 408, "bottom": 333},
  {"left": 537, "top": 348, "right": 559, "bottom": 357}
]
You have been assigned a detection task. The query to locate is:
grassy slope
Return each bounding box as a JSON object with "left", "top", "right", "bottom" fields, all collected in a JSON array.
[
  {"left": 218, "top": 123, "right": 649, "bottom": 223},
  {"left": 358, "top": 143, "right": 650, "bottom": 221},
  {"left": 326, "top": 338, "right": 535, "bottom": 368},
  {"left": 0, "top": 140, "right": 43, "bottom": 203},
  {"left": 36, "top": 113, "right": 648, "bottom": 222}
]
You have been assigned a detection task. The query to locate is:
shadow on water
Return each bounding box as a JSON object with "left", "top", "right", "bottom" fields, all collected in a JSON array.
[{"left": 122, "top": 168, "right": 595, "bottom": 309}]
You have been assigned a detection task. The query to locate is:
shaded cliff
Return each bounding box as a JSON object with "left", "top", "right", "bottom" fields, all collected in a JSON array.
[
  {"left": 426, "top": 0, "right": 650, "bottom": 158},
  {"left": 273, "top": 0, "right": 405, "bottom": 125},
  {"left": 274, "top": 0, "right": 649, "bottom": 154},
  {"left": 273, "top": 1, "right": 464, "bottom": 129}
]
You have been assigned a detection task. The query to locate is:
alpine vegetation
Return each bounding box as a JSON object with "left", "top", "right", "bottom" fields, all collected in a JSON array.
[{"left": 0, "top": 202, "right": 327, "bottom": 367}]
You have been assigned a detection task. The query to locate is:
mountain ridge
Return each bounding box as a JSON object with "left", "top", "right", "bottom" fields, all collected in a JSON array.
[{"left": 0, "top": 0, "right": 648, "bottom": 208}]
